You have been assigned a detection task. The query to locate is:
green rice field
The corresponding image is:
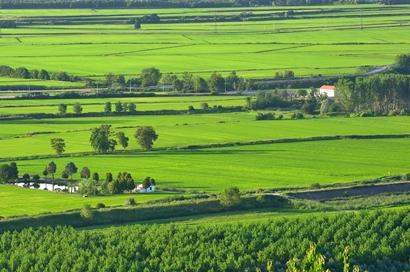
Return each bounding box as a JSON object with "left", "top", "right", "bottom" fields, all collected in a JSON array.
[{"left": 0, "top": 4, "right": 409, "bottom": 81}]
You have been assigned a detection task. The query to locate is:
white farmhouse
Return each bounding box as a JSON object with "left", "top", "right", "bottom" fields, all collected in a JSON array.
[
  {"left": 319, "top": 85, "right": 335, "bottom": 98},
  {"left": 134, "top": 184, "right": 156, "bottom": 193}
]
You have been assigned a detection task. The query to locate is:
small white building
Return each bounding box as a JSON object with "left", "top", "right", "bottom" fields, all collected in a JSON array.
[
  {"left": 134, "top": 184, "right": 156, "bottom": 193},
  {"left": 319, "top": 85, "right": 335, "bottom": 98}
]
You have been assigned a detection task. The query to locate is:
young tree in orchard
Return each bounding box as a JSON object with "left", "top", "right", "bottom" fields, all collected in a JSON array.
[
  {"left": 90, "top": 125, "right": 116, "bottom": 153},
  {"left": 141, "top": 67, "right": 161, "bottom": 87},
  {"left": 73, "top": 103, "right": 83, "bottom": 114},
  {"left": 80, "top": 167, "right": 91, "bottom": 179},
  {"left": 58, "top": 104, "right": 67, "bottom": 115},
  {"left": 50, "top": 138, "right": 66, "bottom": 155},
  {"left": 104, "top": 102, "right": 112, "bottom": 113},
  {"left": 135, "top": 126, "right": 158, "bottom": 150},
  {"left": 64, "top": 162, "right": 78, "bottom": 180},
  {"left": 116, "top": 131, "right": 129, "bottom": 149}
]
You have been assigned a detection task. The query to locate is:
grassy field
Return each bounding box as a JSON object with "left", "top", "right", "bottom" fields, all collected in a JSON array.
[
  {"left": 0, "top": 4, "right": 409, "bottom": 80},
  {"left": 0, "top": 77, "right": 85, "bottom": 89},
  {"left": 8, "top": 138, "right": 410, "bottom": 192},
  {"left": 1, "top": 113, "right": 410, "bottom": 158},
  {"left": 0, "top": 95, "right": 245, "bottom": 115},
  {"left": 0, "top": 184, "right": 179, "bottom": 217}
]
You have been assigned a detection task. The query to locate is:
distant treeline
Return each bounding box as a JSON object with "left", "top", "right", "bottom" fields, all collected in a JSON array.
[
  {"left": 0, "top": 65, "right": 79, "bottom": 82},
  {"left": 0, "top": 0, "right": 401, "bottom": 9},
  {"left": 0, "top": 0, "right": 271, "bottom": 9}
]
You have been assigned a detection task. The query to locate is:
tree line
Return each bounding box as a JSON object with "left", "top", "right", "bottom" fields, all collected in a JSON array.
[
  {"left": 49, "top": 125, "right": 158, "bottom": 155},
  {"left": 0, "top": 209, "right": 408, "bottom": 271},
  {"left": 336, "top": 73, "right": 410, "bottom": 115},
  {"left": 0, "top": 0, "right": 272, "bottom": 9},
  {"left": 0, "top": 65, "right": 79, "bottom": 82}
]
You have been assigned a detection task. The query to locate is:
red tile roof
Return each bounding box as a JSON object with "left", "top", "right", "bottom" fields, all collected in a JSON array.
[{"left": 320, "top": 85, "right": 335, "bottom": 90}]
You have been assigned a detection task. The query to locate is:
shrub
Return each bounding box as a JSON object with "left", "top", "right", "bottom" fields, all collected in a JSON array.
[
  {"left": 125, "top": 198, "right": 137, "bottom": 206},
  {"left": 255, "top": 112, "right": 275, "bottom": 120},
  {"left": 96, "top": 203, "right": 106, "bottom": 209},
  {"left": 80, "top": 204, "right": 94, "bottom": 220},
  {"left": 220, "top": 187, "right": 241, "bottom": 207}
]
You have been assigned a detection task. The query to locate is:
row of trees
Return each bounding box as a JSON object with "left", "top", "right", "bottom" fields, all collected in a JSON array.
[
  {"left": 104, "top": 68, "right": 246, "bottom": 93},
  {"left": 0, "top": 209, "right": 407, "bottom": 271},
  {"left": 0, "top": 65, "right": 78, "bottom": 82},
  {"left": 49, "top": 126, "right": 157, "bottom": 155},
  {"left": 336, "top": 73, "right": 410, "bottom": 115},
  {"left": 89, "top": 125, "right": 158, "bottom": 153},
  {"left": 56, "top": 101, "right": 137, "bottom": 115},
  {"left": 0, "top": 0, "right": 272, "bottom": 9}
]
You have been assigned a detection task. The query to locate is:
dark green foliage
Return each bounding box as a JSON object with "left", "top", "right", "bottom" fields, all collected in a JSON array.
[
  {"left": 335, "top": 74, "right": 410, "bottom": 115},
  {"left": 80, "top": 167, "right": 91, "bottom": 179},
  {"left": 394, "top": 54, "right": 410, "bottom": 74},
  {"left": 116, "top": 131, "right": 129, "bottom": 149},
  {"left": 104, "top": 102, "right": 112, "bottom": 113},
  {"left": 220, "top": 186, "right": 241, "bottom": 207},
  {"left": 135, "top": 126, "right": 158, "bottom": 150},
  {"left": 89, "top": 125, "right": 116, "bottom": 153},
  {"left": 252, "top": 91, "right": 291, "bottom": 110},
  {"left": 50, "top": 138, "right": 65, "bottom": 155},
  {"left": 58, "top": 104, "right": 67, "bottom": 114},
  {"left": 141, "top": 67, "right": 161, "bottom": 87},
  {"left": 73, "top": 102, "right": 83, "bottom": 114},
  {"left": 0, "top": 209, "right": 409, "bottom": 271},
  {"left": 256, "top": 112, "right": 275, "bottom": 120},
  {"left": 0, "top": 162, "right": 18, "bottom": 183},
  {"left": 64, "top": 162, "right": 78, "bottom": 179},
  {"left": 209, "top": 72, "right": 225, "bottom": 94}
]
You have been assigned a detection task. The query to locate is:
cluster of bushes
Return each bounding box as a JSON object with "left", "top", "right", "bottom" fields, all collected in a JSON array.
[
  {"left": 255, "top": 112, "right": 283, "bottom": 120},
  {"left": 0, "top": 209, "right": 409, "bottom": 271},
  {"left": 0, "top": 65, "right": 79, "bottom": 82}
]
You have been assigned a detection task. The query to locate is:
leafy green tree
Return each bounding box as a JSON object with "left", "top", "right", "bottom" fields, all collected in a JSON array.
[
  {"left": 335, "top": 79, "right": 354, "bottom": 112},
  {"left": 141, "top": 67, "right": 161, "bottom": 87},
  {"left": 92, "top": 172, "right": 99, "bottom": 182},
  {"left": 208, "top": 72, "right": 225, "bottom": 94},
  {"left": 39, "top": 69, "right": 50, "bottom": 80},
  {"left": 135, "top": 126, "right": 158, "bottom": 150},
  {"left": 116, "top": 131, "right": 129, "bottom": 149},
  {"left": 79, "top": 179, "right": 99, "bottom": 195},
  {"left": 128, "top": 102, "right": 137, "bottom": 113},
  {"left": 115, "top": 101, "right": 123, "bottom": 113},
  {"left": 80, "top": 204, "right": 94, "bottom": 220},
  {"left": 104, "top": 102, "right": 112, "bottom": 113},
  {"left": 142, "top": 176, "right": 155, "bottom": 189},
  {"left": 58, "top": 104, "right": 67, "bottom": 114},
  {"left": 22, "top": 173, "right": 30, "bottom": 186},
  {"left": 193, "top": 76, "right": 209, "bottom": 93},
  {"left": 220, "top": 187, "right": 241, "bottom": 207},
  {"left": 64, "top": 162, "right": 78, "bottom": 180},
  {"left": 90, "top": 125, "right": 115, "bottom": 153},
  {"left": 50, "top": 138, "right": 65, "bottom": 155},
  {"left": 134, "top": 19, "right": 141, "bottom": 29},
  {"left": 8, "top": 162, "right": 18, "bottom": 181},
  {"left": 80, "top": 167, "right": 91, "bottom": 179},
  {"left": 0, "top": 164, "right": 10, "bottom": 183},
  {"left": 73, "top": 102, "right": 83, "bottom": 114},
  {"left": 14, "top": 67, "right": 30, "bottom": 78},
  {"left": 47, "top": 161, "right": 57, "bottom": 180}
]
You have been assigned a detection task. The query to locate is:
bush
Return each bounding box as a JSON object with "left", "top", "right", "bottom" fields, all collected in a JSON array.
[
  {"left": 291, "top": 112, "right": 304, "bottom": 119},
  {"left": 220, "top": 187, "right": 241, "bottom": 207},
  {"left": 80, "top": 204, "right": 94, "bottom": 220},
  {"left": 125, "top": 198, "right": 137, "bottom": 206},
  {"left": 255, "top": 112, "right": 275, "bottom": 120},
  {"left": 96, "top": 203, "right": 106, "bottom": 209}
]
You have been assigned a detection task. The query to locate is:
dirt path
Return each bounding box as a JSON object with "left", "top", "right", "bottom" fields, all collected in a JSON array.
[{"left": 287, "top": 181, "right": 410, "bottom": 201}]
